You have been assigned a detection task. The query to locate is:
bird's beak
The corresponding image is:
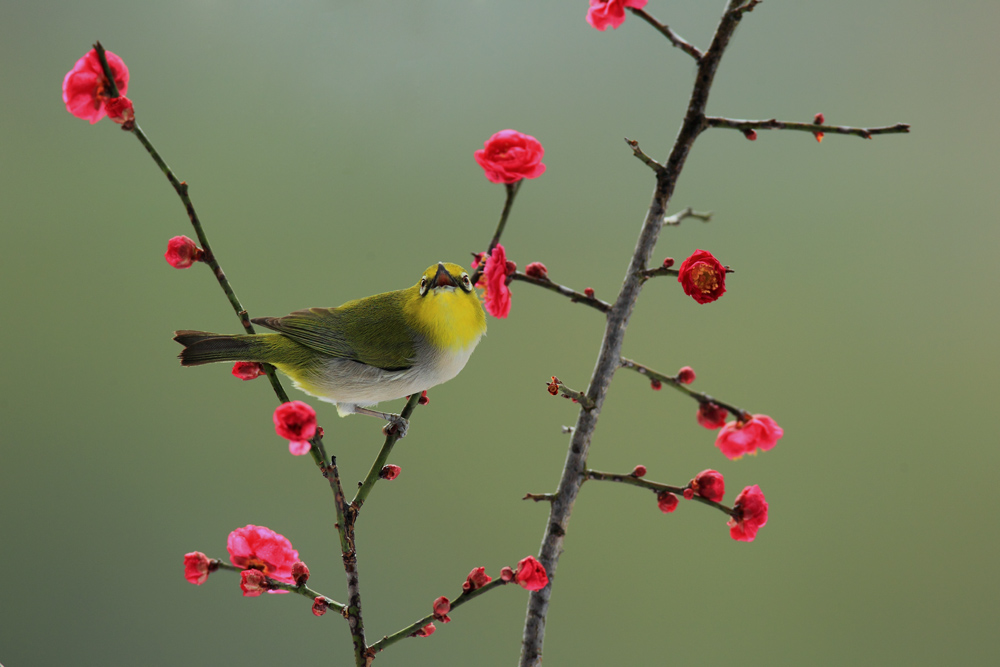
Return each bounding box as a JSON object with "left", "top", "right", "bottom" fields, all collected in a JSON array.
[{"left": 432, "top": 263, "right": 457, "bottom": 288}]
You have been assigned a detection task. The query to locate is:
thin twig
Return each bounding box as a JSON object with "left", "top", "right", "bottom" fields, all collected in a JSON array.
[
  {"left": 637, "top": 263, "right": 732, "bottom": 280},
  {"left": 369, "top": 578, "right": 511, "bottom": 655},
  {"left": 212, "top": 561, "right": 348, "bottom": 613},
  {"left": 637, "top": 266, "right": 679, "bottom": 280},
  {"left": 471, "top": 180, "right": 522, "bottom": 285},
  {"left": 349, "top": 393, "right": 423, "bottom": 516},
  {"left": 583, "top": 469, "right": 734, "bottom": 515},
  {"left": 625, "top": 137, "right": 664, "bottom": 174},
  {"left": 728, "top": 0, "right": 762, "bottom": 18},
  {"left": 706, "top": 116, "right": 911, "bottom": 139},
  {"left": 627, "top": 9, "right": 703, "bottom": 61},
  {"left": 619, "top": 356, "right": 751, "bottom": 421},
  {"left": 662, "top": 206, "right": 713, "bottom": 226},
  {"left": 546, "top": 378, "right": 596, "bottom": 411},
  {"left": 510, "top": 272, "right": 612, "bottom": 314}
]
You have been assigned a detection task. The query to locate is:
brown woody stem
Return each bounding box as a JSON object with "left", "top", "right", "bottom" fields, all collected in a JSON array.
[{"left": 706, "top": 116, "right": 911, "bottom": 139}]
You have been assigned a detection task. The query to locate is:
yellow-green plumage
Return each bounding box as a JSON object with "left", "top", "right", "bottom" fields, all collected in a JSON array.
[{"left": 174, "top": 263, "right": 486, "bottom": 433}]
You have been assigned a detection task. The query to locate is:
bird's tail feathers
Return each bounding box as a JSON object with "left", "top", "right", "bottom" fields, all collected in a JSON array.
[{"left": 173, "top": 330, "right": 275, "bottom": 367}]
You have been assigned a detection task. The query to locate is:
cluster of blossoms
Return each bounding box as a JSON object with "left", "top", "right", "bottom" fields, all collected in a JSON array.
[
  {"left": 648, "top": 469, "right": 768, "bottom": 542},
  {"left": 62, "top": 47, "right": 133, "bottom": 125},
  {"left": 695, "top": 404, "right": 784, "bottom": 459},
  {"left": 185, "top": 525, "right": 305, "bottom": 596},
  {"left": 655, "top": 469, "right": 726, "bottom": 515},
  {"left": 413, "top": 557, "right": 549, "bottom": 638}
]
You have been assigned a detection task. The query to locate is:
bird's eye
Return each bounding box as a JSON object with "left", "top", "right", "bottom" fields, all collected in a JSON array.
[
  {"left": 461, "top": 273, "right": 472, "bottom": 291},
  {"left": 419, "top": 277, "right": 428, "bottom": 295}
]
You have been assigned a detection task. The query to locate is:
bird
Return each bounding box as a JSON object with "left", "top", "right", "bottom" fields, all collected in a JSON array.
[{"left": 173, "top": 262, "right": 486, "bottom": 437}]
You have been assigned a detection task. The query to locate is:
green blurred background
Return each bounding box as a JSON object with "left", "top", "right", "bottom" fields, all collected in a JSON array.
[{"left": 2, "top": 1, "right": 997, "bottom": 665}]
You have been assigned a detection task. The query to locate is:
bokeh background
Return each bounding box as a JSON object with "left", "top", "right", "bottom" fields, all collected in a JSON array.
[{"left": 2, "top": 1, "right": 997, "bottom": 665}]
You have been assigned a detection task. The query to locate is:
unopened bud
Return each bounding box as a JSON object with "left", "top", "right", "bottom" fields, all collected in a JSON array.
[
  {"left": 525, "top": 262, "right": 548, "bottom": 279},
  {"left": 292, "top": 561, "right": 310, "bottom": 586},
  {"left": 312, "top": 597, "right": 328, "bottom": 617}
]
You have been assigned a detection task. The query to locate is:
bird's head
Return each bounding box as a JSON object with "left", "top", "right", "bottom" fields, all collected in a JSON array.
[
  {"left": 417, "top": 262, "right": 475, "bottom": 296},
  {"left": 404, "top": 262, "right": 486, "bottom": 350}
]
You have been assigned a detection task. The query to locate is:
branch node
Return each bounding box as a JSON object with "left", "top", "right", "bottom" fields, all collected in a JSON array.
[
  {"left": 523, "top": 492, "right": 555, "bottom": 503},
  {"left": 661, "top": 206, "right": 713, "bottom": 227},
  {"left": 624, "top": 137, "right": 664, "bottom": 173},
  {"left": 546, "top": 377, "right": 596, "bottom": 411}
]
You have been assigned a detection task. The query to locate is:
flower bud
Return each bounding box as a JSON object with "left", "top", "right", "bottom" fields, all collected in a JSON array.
[
  {"left": 292, "top": 561, "right": 310, "bottom": 586},
  {"left": 691, "top": 469, "right": 725, "bottom": 503},
  {"left": 232, "top": 362, "right": 265, "bottom": 381},
  {"left": 657, "top": 491, "right": 678, "bottom": 513},
  {"left": 697, "top": 402, "right": 728, "bottom": 430},
  {"left": 463, "top": 566, "right": 492, "bottom": 592},
  {"left": 525, "top": 262, "right": 548, "bottom": 279},
  {"left": 312, "top": 597, "right": 328, "bottom": 617},
  {"left": 432, "top": 596, "right": 451, "bottom": 622},
  {"left": 677, "top": 366, "right": 696, "bottom": 384},
  {"left": 183, "top": 551, "right": 212, "bottom": 585},
  {"left": 415, "top": 623, "right": 436, "bottom": 637},
  {"left": 743, "top": 129, "right": 758, "bottom": 141},
  {"left": 164, "top": 236, "right": 202, "bottom": 269},
  {"left": 380, "top": 464, "right": 401, "bottom": 480},
  {"left": 500, "top": 566, "right": 515, "bottom": 582},
  {"left": 514, "top": 556, "right": 548, "bottom": 591},
  {"left": 632, "top": 465, "right": 647, "bottom": 477}
]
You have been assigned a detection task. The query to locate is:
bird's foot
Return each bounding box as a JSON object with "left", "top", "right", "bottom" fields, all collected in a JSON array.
[
  {"left": 382, "top": 414, "right": 409, "bottom": 439},
  {"left": 352, "top": 406, "right": 409, "bottom": 438}
]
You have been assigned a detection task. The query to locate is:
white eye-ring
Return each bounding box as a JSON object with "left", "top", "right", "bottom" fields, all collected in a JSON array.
[
  {"left": 419, "top": 277, "right": 428, "bottom": 296},
  {"left": 461, "top": 273, "right": 472, "bottom": 291}
]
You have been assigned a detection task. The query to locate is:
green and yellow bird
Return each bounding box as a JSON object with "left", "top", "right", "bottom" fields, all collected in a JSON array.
[{"left": 174, "top": 262, "right": 486, "bottom": 437}]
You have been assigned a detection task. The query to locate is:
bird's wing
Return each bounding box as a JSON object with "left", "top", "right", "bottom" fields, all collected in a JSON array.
[{"left": 252, "top": 290, "right": 417, "bottom": 371}]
